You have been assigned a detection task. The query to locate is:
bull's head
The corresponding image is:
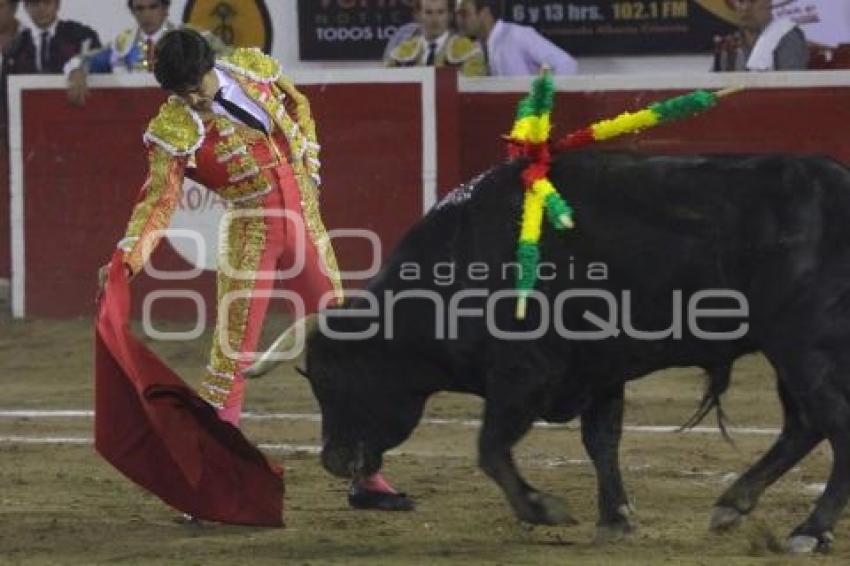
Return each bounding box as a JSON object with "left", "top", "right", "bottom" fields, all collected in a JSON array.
[{"left": 303, "top": 312, "right": 430, "bottom": 481}]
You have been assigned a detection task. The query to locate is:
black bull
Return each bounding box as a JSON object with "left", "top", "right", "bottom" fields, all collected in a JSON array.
[{"left": 274, "top": 151, "right": 850, "bottom": 551}]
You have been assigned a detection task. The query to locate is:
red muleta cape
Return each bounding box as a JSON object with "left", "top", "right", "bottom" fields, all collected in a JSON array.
[{"left": 94, "top": 253, "right": 283, "bottom": 526}]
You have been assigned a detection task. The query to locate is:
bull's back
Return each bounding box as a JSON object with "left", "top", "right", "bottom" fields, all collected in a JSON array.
[
  {"left": 524, "top": 152, "right": 850, "bottom": 290},
  {"left": 362, "top": 151, "right": 850, "bottom": 363},
  {"left": 323, "top": 151, "right": 850, "bottom": 405}
]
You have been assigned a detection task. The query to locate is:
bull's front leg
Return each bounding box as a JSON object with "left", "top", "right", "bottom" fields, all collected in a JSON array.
[
  {"left": 478, "top": 367, "right": 577, "bottom": 526},
  {"left": 581, "top": 384, "right": 634, "bottom": 543}
]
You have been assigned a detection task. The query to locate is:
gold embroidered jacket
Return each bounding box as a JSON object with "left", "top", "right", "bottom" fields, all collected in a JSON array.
[
  {"left": 118, "top": 48, "right": 338, "bottom": 289},
  {"left": 386, "top": 32, "right": 487, "bottom": 77}
]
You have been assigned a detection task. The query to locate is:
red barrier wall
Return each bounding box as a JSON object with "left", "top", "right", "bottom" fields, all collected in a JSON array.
[
  {"left": 457, "top": 87, "right": 850, "bottom": 179},
  {"left": 16, "top": 81, "right": 425, "bottom": 319},
  {"left": 10, "top": 71, "right": 850, "bottom": 319}
]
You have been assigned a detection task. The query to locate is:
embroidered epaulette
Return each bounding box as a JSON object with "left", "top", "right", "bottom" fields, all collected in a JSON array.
[
  {"left": 143, "top": 97, "right": 205, "bottom": 156},
  {"left": 446, "top": 35, "right": 482, "bottom": 64},
  {"left": 114, "top": 28, "right": 135, "bottom": 55},
  {"left": 217, "top": 47, "right": 281, "bottom": 84},
  {"left": 389, "top": 37, "right": 423, "bottom": 64}
]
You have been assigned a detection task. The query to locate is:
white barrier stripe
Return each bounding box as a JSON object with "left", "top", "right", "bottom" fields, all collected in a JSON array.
[
  {"left": 421, "top": 67, "right": 437, "bottom": 214},
  {"left": 0, "top": 436, "right": 448, "bottom": 459},
  {"left": 0, "top": 410, "right": 94, "bottom": 417},
  {"left": 9, "top": 75, "right": 25, "bottom": 319},
  {"left": 0, "top": 409, "right": 781, "bottom": 436},
  {"left": 458, "top": 70, "right": 850, "bottom": 94},
  {"left": 259, "top": 443, "right": 320, "bottom": 454},
  {"left": 0, "top": 436, "right": 92, "bottom": 445}
]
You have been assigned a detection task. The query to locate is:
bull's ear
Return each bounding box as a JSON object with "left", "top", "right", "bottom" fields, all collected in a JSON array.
[{"left": 295, "top": 366, "right": 310, "bottom": 379}]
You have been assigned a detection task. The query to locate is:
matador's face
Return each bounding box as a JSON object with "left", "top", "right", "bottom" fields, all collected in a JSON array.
[{"left": 181, "top": 69, "right": 218, "bottom": 111}]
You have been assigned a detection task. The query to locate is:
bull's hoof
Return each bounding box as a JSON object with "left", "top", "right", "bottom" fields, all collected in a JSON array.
[
  {"left": 787, "top": 532, "right": 833, "bottom": 554},
  {"left": 348, "top": 485, "right": 415, "bottom": 512},
  {"left": 594, "top": 504, "right": 635, "bottom": 544},
  {"left": 710, "top": 505, "right": 745, "bottom": 532},
  {"left": 594, "top": 521, "right": 633, "bottom": 544},
  {"left": 520, "top": 492, "right": 578, "bottom": 526}
]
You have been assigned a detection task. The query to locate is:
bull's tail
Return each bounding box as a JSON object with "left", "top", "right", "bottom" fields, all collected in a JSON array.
[{"left": 678, "top": 362, "right": 734, "bottom": 444}]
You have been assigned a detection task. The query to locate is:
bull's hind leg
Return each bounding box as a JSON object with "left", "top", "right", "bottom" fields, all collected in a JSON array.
[
  {"left": 710, "top": 380, "right": 822, "bottom": 532},
  {"left": 757, "top": 348, "right": 850, "bottom": 553},
  {"left": 478, "top": 362, "right": 577, "bottom": 526},
  {"left": 783, "top": 373, "right": 850, "bottom": 553},
  {"left": 581, "top": 384, "right": 634, "bottom": 542},
  {"left": 785, "top": 433, "right": 850, "bottom": 554}
]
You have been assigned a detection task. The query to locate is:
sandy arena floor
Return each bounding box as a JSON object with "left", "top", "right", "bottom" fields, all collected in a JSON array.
[{"left": 1, "top": 310, "right": 849, "bottom": 565}]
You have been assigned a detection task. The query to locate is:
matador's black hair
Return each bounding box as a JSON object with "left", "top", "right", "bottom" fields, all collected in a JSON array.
[{"left": 153, "top": 27, "right": 214, "bottom": 94}]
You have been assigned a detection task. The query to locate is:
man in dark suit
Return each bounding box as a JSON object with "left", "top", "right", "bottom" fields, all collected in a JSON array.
[{"left": 3, "top": 0, "right": 100, "bottom": 74}]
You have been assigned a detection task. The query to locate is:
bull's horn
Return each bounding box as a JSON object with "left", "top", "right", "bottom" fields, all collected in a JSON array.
[{"left": 244, "top": 314, "right": 321, "bottom": 379}]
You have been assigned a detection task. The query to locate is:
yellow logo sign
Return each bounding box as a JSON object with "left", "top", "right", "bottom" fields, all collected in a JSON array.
[
  {"left": 695, "top": 0, "right": 792, "bottom": 26},
  {"left": 183, "top": 0, "right": 273, "bottom": 53},
  {"left": 694, "top": 0, "right": 744, "bottom": 25}
]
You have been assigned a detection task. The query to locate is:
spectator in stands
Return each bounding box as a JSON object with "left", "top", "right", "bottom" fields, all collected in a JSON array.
[
  {"left": 3, "top": 0, "right": 100, "bottom": 74},
  {"left": 453, "top": 0, "right": 469, "bottom": 38},
  {"left": 65, "top": 2, "right": 231, "bottom": 106},
  {"left": 0, "top": 0, "right": 21, "bottom": 54},
  {"left": 66, "top": 0, "right": 176, "bottom": 105},
  {"left": 457, "top": 0, "right": 577, "bottom": 76},
  {"left": 713, "top": 0, "right": 808, "bottom": 71},
  {"left": 385, "top": 0, "right": 486, "bottom": 76}
]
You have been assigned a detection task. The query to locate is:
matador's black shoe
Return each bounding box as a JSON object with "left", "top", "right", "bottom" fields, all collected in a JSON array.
[{"left": 347, "top": 484, "right": 416, "bottom": 511}]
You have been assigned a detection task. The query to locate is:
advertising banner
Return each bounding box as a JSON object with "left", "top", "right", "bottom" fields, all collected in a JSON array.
[
  {"left": 504, "top": 1, "right": 735, "bottom": 55},
  {"left": 298, "top": 0, "right": 415, "bottom": 61},
  {"left": 298, "top": 1, "right": 740, "bottom": 60}
]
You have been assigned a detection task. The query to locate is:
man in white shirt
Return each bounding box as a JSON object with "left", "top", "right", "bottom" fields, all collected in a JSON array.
[{"left": 457, "top": 0, "right": 577, "bottom": 76}]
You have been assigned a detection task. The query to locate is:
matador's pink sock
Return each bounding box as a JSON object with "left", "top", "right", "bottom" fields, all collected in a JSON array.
[
  {"left": 357, "top": 472, "right": 398, "bottom": 494},
  {"left": 216, "top": 375, "right": 246, "bottom": 427}
]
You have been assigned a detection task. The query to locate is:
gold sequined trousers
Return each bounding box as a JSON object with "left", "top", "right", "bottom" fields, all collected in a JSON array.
[{"left": 199, "top": 162, "right": 338, "bottom": 424}]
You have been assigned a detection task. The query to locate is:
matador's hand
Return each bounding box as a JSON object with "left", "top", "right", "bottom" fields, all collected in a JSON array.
[
  {"left": 97, "top": 263, "right": 109, "bottom": 291},
  {"left": 97, "top": 263, "right": 132, "bottom": 291}
]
